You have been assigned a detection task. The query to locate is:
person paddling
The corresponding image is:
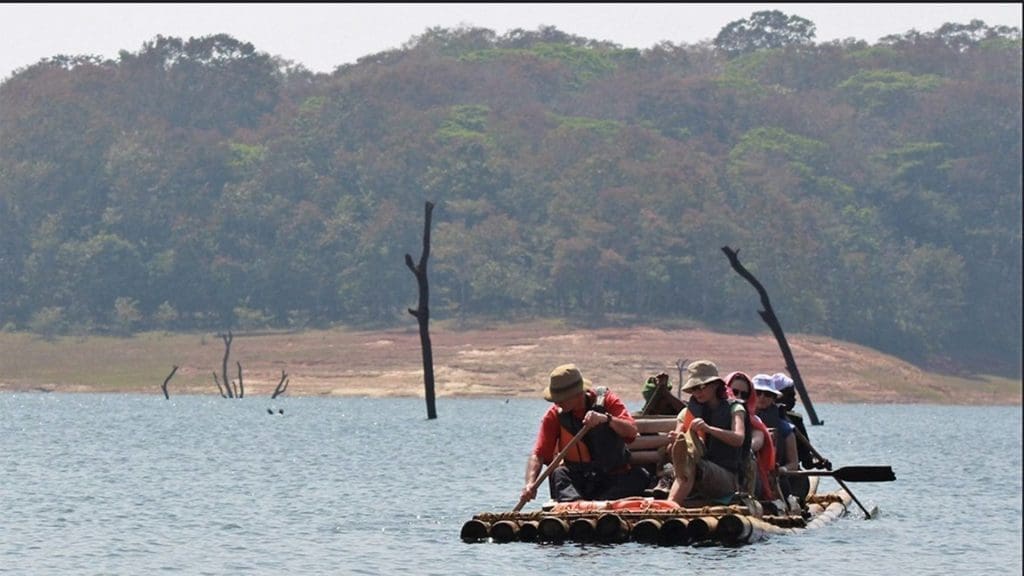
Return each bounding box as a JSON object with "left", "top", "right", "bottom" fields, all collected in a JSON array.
[
  {"left": 520, "top": 364, "right": 649, "bottom": 504},
  {"left": 771, "top": 372, "right": 828, "bottom": 470}
]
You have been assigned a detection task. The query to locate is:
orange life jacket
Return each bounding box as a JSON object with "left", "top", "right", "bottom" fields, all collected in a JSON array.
[
  {"left": 558, "top": 425, "right": 592, "bottom": 463},
  {"left": 554, "top": 387, "right": 631, "bottom": 472}
]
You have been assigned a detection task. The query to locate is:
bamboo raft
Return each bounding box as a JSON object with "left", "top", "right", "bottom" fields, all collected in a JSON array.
[
  {"left": 461, "top": 480, "right": 853, "bottom": 546},
  {"left": 463, "top": 384, "right": 895, "bottom": 545},
  {"left": 462, "top": 397, "right": 875, "bottom": 545}
]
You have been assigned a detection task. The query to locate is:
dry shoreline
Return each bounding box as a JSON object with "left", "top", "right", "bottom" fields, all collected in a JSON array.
[{"left": 0, "top": 323, "right": 1019, "bottom": 405}]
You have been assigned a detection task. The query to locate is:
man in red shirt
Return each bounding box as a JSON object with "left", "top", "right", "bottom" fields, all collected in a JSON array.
[{"left": 520, "top": 364, "right": 650, "bottom": 503}]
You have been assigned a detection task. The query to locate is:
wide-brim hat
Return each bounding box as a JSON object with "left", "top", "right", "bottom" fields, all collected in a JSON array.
[
  {"left": 682, "top": 360, "right": 725, "bottom": 392},
  {"left": 545, "top": 363, "right": 591, "bottom": 402},
  {"left": 771, "top": 372, "right": 794, "bottom": 392},
  {"left": 752, "top": 374, "right": 780, "bottom": 397}
]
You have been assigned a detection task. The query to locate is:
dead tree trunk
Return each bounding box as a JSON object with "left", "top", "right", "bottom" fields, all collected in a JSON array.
[
  {"left": 161, "top": 365, "right": 178, "bottom": 399},
  {"left": 271, "top": 370, "right": 289, "bottom": 399},
  {"left": 405, "top": 201, "right": 437, "bottom": 420},
  {"left": 236, "top": 361, "right": 244, "bottom": 399},
  {"left": 675, "top": 358, "right": 688, "bottom": 400},
  {"left": 213, "top": 330, "right": 236, "bottom": 398},
  {"left": 721, "top": 246, "right": 823, "bottom": 425}
]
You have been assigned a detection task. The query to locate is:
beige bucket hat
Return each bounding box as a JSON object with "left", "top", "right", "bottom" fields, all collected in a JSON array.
[{"left": 544, "top": 363, "right": 591, "bottom": 402}]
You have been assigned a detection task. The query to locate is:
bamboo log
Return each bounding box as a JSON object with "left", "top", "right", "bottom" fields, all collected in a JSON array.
[
  {"left": 460, "top": 519, "right": 490, "bottom": 542},
  {"left": 538, "top": 516, "right": 570, "bottom": 542},
  {"left": 687, "top": 516, "right": 718, "bottom": 541},
  {"left": 518, "top": 520, "right": 539, "bottom": 542},
  {"left": 568, "top": 517, "right": 598, "bottom": 542},
  {"left": 717, "top": 514, "right": 755, "bottom": 544},
  {"left": 635, "top": 418, "right": 678, "bottom": 434},
  {"left": 629, "top": 451, "right": 667, "bottom": 466},
  {"left": 660, "top": 517, "right": 689, "bottom": 546},
  {"left": 630, "top": 434, "right": 673, "bottom": 451},
  {"left": 490, "top": 520, "right": 519, "bottom": 542},
  {"left": 806, "top": 491, "right": 852, "bottom": 530},
  {"left": 596, "top": 513, "right": 629, "bottom": 542},
  {"left": 631, "top": 518, "right": 662, "bottom": 543}
]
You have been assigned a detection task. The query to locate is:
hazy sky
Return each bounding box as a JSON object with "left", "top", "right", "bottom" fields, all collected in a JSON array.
[{"left": 2, "top": 3, "right": 1021, "bottom": 80}]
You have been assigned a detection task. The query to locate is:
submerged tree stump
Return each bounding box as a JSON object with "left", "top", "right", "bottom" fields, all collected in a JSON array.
[{"left": 406, "top": 201, "right": 437, "bottom": 420}]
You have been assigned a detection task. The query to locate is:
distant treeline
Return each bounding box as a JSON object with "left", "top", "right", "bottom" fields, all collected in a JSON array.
[{"left": 0, "top": 12, "right": 1020, "bottom": 375}]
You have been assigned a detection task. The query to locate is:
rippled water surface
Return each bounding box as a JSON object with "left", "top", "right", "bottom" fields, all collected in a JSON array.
[{"left": 1, "top": 394, "right": 1020, "bottom": 575}]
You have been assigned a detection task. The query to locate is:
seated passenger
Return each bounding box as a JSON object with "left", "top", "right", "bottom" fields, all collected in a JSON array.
[
  {"left": 752, "top": 374, "right": 798, "bottom": 499},
  {"left": 771, "top": 372, "right": 827, "bottom": 470},
  {"left": 726, "top": 371, "right": 776, "bottom": 501},
  {"left": 667, "top": 360, "right": 751, "bottom": 505},
  {"left": 638, "top": 371, "right": 677, "bottom": 498},
  {"left": 641, "top": 371, "right": 671, "bottom": 404}
]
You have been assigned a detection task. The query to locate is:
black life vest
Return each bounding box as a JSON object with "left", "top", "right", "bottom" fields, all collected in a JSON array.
[
  {"left": 686, "top": 396, "right": 751, "bottom": 482},
  {"left": 557, "top": 387, "right": 631, "bottom": 474},
  {"left": 758, "top": 407, "right": 791, "bottom": 468},
  {"left": 786, "top": 410, "right": 815, "bottom": 468}
]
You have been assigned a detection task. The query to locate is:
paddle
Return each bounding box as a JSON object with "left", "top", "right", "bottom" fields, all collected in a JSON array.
[
  {"left": 779, "top": 466, "right": 896, "bottom": 483},
  {"left": 789, "top": 429, "right": 892, "bottom": 519},
  {"left": 513, "top": 424, "right": 591, "bottom": 512}
]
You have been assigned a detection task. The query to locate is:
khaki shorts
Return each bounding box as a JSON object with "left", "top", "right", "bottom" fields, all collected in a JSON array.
[
  {"left": 671, "top": 430, "right": 739, "bottom": 500},
  {"left": 694, "top": 459, "right": 738, "bottom": 500}
]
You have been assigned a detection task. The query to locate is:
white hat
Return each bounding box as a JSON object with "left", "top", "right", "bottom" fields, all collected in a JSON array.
[
  {"left": 771, "top": 373, "right": 794, "bottom": 392},
  {"left": 752, "top": 374, "right": 780, "bottom": 397}
]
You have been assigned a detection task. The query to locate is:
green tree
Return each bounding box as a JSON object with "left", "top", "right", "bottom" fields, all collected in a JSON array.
[
  {"left": 113, "top": 297, "right": 142, "bottom": 335},
  {"left": 117, "top": 34, "right": 281, "bottom": 133},
  {"left": 0, "top": 23, "right": 1020, "bottom": 375},
  {"left": 154, "top": 301, "right": 179, "bottom": 330},
  {"left": 714, "top": 10, "right": 817, "bottom": 56},
  {"left": 28, "top": 307, "right": 66, "bottom": 339}
]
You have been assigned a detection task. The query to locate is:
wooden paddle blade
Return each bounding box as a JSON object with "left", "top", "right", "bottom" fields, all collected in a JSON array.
[
  {"left": 834, "top": 466, "right": 895, "bottom": 482},
  {"left": 782, "top": 466, "right": 896, "bottom": 482}
]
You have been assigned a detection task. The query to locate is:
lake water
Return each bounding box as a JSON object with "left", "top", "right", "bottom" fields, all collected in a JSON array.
[{"left": 0, "top": 394, "right": 1020, "bottom": 575}]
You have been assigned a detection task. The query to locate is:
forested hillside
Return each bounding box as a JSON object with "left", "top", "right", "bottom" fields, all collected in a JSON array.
[{"left": 0, "top": 12, "right": 1020, "bottom": 375}]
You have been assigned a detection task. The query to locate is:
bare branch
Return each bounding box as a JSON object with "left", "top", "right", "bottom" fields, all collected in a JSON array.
[
  {"left": 213, "top": 371, "right": 226, "bottom": 398},
  {"left": 236, "top": 361, "right": 244, "bottom": 398},
  {"left": 721, "top": 245, "right": 822, "bottom": 425},
  {"left": 161, "top": 365, "right": 178, "bottom": 400},
  {"left": 271, "top": 370, "right": 290, "bottom": 399}
]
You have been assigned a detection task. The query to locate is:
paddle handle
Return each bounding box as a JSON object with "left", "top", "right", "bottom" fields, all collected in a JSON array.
[
  {"left": 794, "top": 429, "right": 832, "bottom": 470},
  {"left": 514, "top": 424, "right": 591, "bottom": 512},
  {"left": 779, "top": 469, "right": 840, "bottom": 478},
  {"left": 835, "top": 477, "right": 876, "bottom": 520}
]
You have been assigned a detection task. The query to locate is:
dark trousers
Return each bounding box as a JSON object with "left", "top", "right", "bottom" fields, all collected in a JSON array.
[{"left": 548, "top": 464, "right": 651, "bottom": 502}]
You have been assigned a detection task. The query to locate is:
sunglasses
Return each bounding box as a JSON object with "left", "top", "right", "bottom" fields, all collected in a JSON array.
[{"left": 733, "top": 388, "right": 750, "bottom": 399}]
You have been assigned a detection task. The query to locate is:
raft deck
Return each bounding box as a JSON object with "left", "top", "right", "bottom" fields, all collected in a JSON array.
[
  {"left": 462, "top": 408, "right": 858, "bottom": 545},
  {"left": 461, "top": 488, "right": 852, "bottom": 545}
]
